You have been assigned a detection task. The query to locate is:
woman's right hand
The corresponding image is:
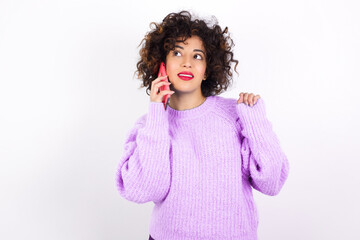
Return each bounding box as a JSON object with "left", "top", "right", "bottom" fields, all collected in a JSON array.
[{"left": 150, "top": 75, "right": 175, "bottom": 103}]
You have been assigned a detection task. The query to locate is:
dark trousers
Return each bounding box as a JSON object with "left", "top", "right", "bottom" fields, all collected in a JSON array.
[{"left": 148, "top": 235, "right": 155, "bottom": 240}]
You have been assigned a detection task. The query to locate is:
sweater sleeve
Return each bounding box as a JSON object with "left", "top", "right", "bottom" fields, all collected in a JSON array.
[
  {"left": 115, "top": 102, "right": 171, "bottom": 204},
  {"left": 236, "top": 98, "right": 289, "bottom": 196}
]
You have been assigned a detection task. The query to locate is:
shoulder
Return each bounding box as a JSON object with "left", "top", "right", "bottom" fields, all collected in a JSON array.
[
  {"left": 210, "top": 95, "right": 240, "bottom": 126},
  {"left": 212, "top": 95, "right": 239, "bottom": 117}
]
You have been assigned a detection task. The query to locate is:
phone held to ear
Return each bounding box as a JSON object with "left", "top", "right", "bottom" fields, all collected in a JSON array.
[{"left": 158, "top": 62, "right": 171, "bottom": 111}]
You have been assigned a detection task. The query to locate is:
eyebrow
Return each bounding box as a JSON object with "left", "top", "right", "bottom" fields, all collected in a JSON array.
[{"left": 174, "top": 45, "right": 205, "bottom": 55}]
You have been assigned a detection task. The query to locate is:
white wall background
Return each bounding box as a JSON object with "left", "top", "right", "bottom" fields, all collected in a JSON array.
[{"left": 1, "top": 0, "right": 359, "bottom": 239}]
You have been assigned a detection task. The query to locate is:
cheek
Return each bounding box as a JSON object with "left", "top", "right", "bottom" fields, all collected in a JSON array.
[
  {"left": 164, "top": 61, "right": 175, "bottom": 75},
  {"left": 166, "top": 65, "right": 177, "bottom": 77},
  {"left": 197, "top": 63, "right": 207, "bottom": 75}
]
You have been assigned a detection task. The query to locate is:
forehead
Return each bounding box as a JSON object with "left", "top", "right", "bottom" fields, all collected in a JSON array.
[{"left": 175, "top": 36, "right": 205, "bottom": 50}]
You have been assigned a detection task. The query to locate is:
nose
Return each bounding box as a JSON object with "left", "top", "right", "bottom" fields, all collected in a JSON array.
[{"left": 181, "top": 55, "right": 192, "bottom": 68}]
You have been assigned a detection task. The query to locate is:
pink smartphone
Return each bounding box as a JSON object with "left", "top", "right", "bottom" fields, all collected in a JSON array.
[{"left": 157, "top": 62, "right": 171, "bottom": 111}]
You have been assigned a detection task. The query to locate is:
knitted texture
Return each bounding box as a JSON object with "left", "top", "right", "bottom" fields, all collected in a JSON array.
[{"left": 116, "top": 95, "right": 290, "bottom": 240}]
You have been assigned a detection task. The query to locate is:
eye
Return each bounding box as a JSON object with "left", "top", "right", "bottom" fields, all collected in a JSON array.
[
  {"left": 194, "top": 54, "right": 203, "bottom": 60},
  {"left": 173, "top": 51, "right": 181, "bottom": 56}
]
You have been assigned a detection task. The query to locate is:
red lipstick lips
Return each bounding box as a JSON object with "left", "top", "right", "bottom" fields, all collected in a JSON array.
[{"left": 178, "top": 71, "right": 194, "bottom": 81}]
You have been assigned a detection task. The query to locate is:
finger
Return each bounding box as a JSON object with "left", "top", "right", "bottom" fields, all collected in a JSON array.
[
  {"left": 151, "top": 75, "right": 168, "bottom": 87},
  {"left": 239, "top": 93, "right": 244, "bottom": 103},
  {"left": 155, "top": 76, "right": 169, "bottom": 85},
  {"left": 152, "top": 80, "right": 171, "bottom": 95},
  {"left": 237, "top": 93, "right": 243, "bottom": 103},
  {"left": 157, "top": 81, "right": 172, "bottom": 94},
  {"left": 159, "top": 90, "right": 175, "bottom": 97},
  {"left": 248, "top": 93, "right": 254, "bottom": 106},
  {"left": 253, "top": 95, "right": 261, "bottom": 105},
  {"left": 243, "top": 93, "right": 249, "bottom": 105},
  {"left": 156, "top": 81, "right": 172, "bottom": 88}
]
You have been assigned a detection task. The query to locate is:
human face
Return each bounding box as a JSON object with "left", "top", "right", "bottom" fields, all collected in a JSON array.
[{"left": 165, "top": 35, "right": 207, "bottom": 96}]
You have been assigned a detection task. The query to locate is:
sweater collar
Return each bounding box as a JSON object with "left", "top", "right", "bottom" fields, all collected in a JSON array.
[{"left": 167, "top": 95, "right": 216, "bottom": 121}]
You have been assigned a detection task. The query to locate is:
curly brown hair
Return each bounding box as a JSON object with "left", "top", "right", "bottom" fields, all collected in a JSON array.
[{"left": 134, "top": 10, "right": 239, "bottom": 97}]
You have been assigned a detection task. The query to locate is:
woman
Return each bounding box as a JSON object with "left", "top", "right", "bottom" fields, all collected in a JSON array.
[{"left": 116, "top": 10, "right": 290, "bottom": 240}]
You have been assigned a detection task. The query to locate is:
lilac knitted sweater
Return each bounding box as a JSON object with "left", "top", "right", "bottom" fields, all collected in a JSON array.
[{"left": 116, "top": 95, "right": 289, "bottom": 240}]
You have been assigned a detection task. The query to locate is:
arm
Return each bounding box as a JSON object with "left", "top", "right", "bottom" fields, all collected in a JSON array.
[
  {"left": 236, "top": 98, "right": 289, "bottom": 196},
  {"left": 115, "top": 102, "right": 171, "bottom": 204}
]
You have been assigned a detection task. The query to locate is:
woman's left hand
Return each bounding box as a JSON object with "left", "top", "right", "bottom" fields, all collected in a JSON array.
[{"left": 237, "top": 92, "right": 261, "bottom": 107}]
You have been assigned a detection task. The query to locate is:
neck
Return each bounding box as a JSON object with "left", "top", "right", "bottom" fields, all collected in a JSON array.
[{"left": 168, "top": 93, "right": 206, "bottom": 111}]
